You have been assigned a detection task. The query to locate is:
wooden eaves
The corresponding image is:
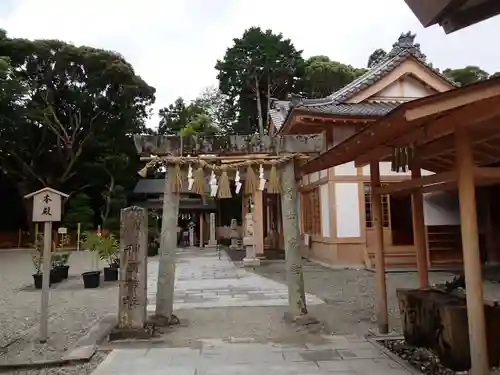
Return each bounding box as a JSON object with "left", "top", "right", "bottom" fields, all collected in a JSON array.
[{"left": 301, "top": 76, "right": 500, "bottom": 194}]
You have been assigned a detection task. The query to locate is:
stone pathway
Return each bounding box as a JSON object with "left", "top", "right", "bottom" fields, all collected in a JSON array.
[
  {"left": 91, "top": 248, "right": 417, "bottom": 375},
  {"left": 146, "top": 247, "right": 324, "bottom": 311},
  {"left": 92, "top": 337, "right": 415, "bottom": 375}
]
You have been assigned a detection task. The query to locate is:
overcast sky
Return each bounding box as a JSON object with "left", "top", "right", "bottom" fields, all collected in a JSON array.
[{"left": 2, "top": 0, "right": 500, "bottom": 128}]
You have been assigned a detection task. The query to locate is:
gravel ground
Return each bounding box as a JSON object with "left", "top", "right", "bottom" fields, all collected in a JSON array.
[
  {"left": 0, "top": 250, "right": 116, "bottom": 373},
  {"left": 250, "top": 260, "right": 500, "bottom": 335}
]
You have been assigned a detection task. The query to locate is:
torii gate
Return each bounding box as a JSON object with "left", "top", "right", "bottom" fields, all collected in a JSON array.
[{"left": 134, "top": 134, "right": 325, "bottom": 324}]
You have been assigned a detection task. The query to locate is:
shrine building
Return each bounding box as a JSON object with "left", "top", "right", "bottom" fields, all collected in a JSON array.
[{"left": 269, "top": 33, "right": 466, "bottom": 269}]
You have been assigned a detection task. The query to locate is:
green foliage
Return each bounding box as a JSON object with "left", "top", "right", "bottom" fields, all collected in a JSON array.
[
  {"left": 0, "top": 30, "right": 155, "bottom": 226},
  {"left": 81, "top": 231, "right": 118, "bottom": 266},
  {"left": 443, "top": 66, "right": 491, "bottom": 86},
  {"left": 52, "top": 251, "right": 70, "bottom": 267},
  {"left": 299, "top": 56, "right": 367, "bottom": 99},
  {"left": 215, "top": 27, "right": 303, "bottom": 134},
  {"left": 367, "top": 49, "right": 387, "bottom": 68},
  {"left": 62, "top": 193, "right": 94, "bottom": 231},
  {"left": 158, "top": 95, "right": 220, "bottom": 137}
]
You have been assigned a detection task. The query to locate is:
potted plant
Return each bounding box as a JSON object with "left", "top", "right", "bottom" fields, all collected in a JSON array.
[
  {"left": 80, "top": 231, "right": 102, "bottom": 288},
  {"left": 98, "top": 234, "right": 120, "bottom": 282},
  {"left": 31, "top": 251, "right": 45, "bottom": 289},
  {"left": 52, "top": 252, "right": 70, "bottom": 280}
]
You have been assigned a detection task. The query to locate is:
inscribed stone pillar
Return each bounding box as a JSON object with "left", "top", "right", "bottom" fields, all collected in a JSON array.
[
  {"left": 118, "top": 206, "right": 148, "bottom": 330},
  {"left": 207, "top": 213, "right": 217, "bottom": 247},
  {"left": 189, "top": 223, "right": 194, "bottom": 247},
  {"left": 155, "top": 166, "right": 180, "bottom": 320},
  {"left": 280, "top": 161, "right": 307, "bottom": 317},
  {"left": 242, "top": 212, "right": 260, "bottom": 266},
  {"left": 253, "top": 191, "right": 265, "bottom": 258}
]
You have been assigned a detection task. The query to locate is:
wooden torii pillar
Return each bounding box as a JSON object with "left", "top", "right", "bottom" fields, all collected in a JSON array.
[{"left": 134, "top": 134, "right": 325, "bottom": 321}]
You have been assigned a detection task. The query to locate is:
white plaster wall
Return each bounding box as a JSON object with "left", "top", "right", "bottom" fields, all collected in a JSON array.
[
  {"left": 335, "top": 183, "right": 361, "bottom": 238},
  {"left": 319, "top": 169, "right": 328, "bottom": 179},
  {"left": 373, "top": 80, "right": 402, "bottom": 97},
  {"left": 320, "top": 184, "right": 331, "bottom": 237},
  {"left": 423, "top": 192, "right": 460, "bottom": 226},
  {"left": 403, "top": 76, "right": 436, "bottom": 97},
  {"left": 334, "top": 161, "right": 357, "bottom": 176},
  {"left": 370, "top": 76, "right": 436, "bottom": 100}
]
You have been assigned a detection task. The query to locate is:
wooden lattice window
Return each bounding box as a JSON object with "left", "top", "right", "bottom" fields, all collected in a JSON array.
[
  {"left": 302, "top": 188, "right": 321, "bottom": 235},
  {"left": 364, "top": 183, "right": 390, "bottom": 228}
]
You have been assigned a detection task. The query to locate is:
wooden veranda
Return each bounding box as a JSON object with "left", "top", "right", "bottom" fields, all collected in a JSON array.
[{"left": 302, "top": 77, "right": 500, "bottom": 375}]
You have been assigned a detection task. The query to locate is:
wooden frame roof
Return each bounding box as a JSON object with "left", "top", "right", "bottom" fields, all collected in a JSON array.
[{"left": 301, "top": 77, "right": 500, "bottom": 175}]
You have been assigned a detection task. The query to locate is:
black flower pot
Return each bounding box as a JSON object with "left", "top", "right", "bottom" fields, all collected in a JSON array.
[
  {"left": 82, "top": 271, "right": 101, "bottom": 288},
  {"left": 111, "top": 260, "right": 120, "bottom": 269},
  {"left": 50, "top": 269, "right": 62, "bottom": 284},
  {"left": 103, "top": 267, "right": 118, "bottom": 282},
  {"left": 53, "top": 265, "right": 70, "bottom": 280},
  {"left": 33, "top": 274, "right": 45, "bottom": 289},
  {"left": 59, "top": 265, "right": 70, "bottom": 279}
]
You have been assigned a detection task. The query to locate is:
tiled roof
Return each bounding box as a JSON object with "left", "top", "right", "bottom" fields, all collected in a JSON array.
[
  {"left": 269, "top": 32, "right": 458, "bottom": 133},
  {"left": 296, "top": 101, "right": 401, "bottom": 116},
  {"left": 324, "top": 33, "right": 456, "bottom": 104}
]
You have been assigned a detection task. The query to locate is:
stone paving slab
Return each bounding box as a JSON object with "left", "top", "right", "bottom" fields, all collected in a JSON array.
[
  {"left": 90, "top": 337, "right": 414, "bottom": 375},
  {"left": 146, "top": 248, "right": 324, "bottom": 311}
]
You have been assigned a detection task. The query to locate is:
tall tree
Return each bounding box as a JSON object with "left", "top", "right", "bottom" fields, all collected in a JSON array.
[
  {"left": 193, "top": 86, "right": 235, "bottom": 134},
  {"left": 367, "top": 49, "right": 387, "bottom": 68},
  {"left": 215, "top": 27, "right": 303, "bottom": 135},
  {"left": 158, "top": 97, "right": 203, "bottom": 135},
  {"left": 0, "top": 30, "right": 155, "bottom": 225},
  {"left": 158, "top": 95, "right": 220, "bottom": 137},
  {"left": 299, "top": 56, "right": 367, "bottom": 99},
  {"left": 443, "top": 66, "right": 490, "bottom": 86}
]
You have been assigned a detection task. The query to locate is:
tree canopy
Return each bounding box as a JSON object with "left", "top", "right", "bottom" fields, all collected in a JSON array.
[
  {"left": 0, "top": 30, "right": 155, "bottom": 229},
  {"left": 299, "top": 55, "right": 367, "bottom": 99},
  {"left": 215, "top": 27, "right": 303, "bottom": 135}
]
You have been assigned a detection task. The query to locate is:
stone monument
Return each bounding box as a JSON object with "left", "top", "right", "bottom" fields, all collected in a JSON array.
[
  {"left": 206, "top": 212, "right": 217, "bottom": 248},
  {"left": 242, "top": 212, "right": 260, "bottom": 267},
  {"left": 229, "top": 218, "right": 241, "bottom": 250},
  {"left": 117, "top": 206, "right": 148, "bottom": 332}
]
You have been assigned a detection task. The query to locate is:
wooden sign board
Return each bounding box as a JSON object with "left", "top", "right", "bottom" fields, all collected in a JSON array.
[{"left": 24, "top": 188, "right": 69, "bottom": 223}]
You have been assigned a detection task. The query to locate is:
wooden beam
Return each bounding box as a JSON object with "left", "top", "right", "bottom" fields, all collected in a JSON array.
[
  {"left": 474, "top": 167, "right": 500, "bottom": 180},
  {"left": 405, "top": 84, "right": 500, "bottom": 121},
  {"left": 354, "top": 98, "right": 500, "bottom": 167},
  {"left": 134, "top": 134, "right": 326, "bottom": 156},
  {"left": 374, "top": 171, "right": 456, "bottom": 195}
]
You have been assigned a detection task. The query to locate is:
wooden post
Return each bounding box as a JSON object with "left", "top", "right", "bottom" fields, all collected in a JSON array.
[
  {"left": 455, "top": 126, "right": 489, "bottom": 375},
  {"left": 280, "top": 161, "right": 307, "bottom": 318},
  {"left": 24, "top": 187, "right": 68, "bottom": 343},
  {"left": 155, "top": 166, "right": 180, "bottom": 322},
  {"left": 253, "top": 190, "right": 265, "bottom": 258},
  {"left": 370, "top": 161, "right": 389, "bottom": 334},
  {"left": 40, "top": 221, "right": 52, "bottom": 342},
  {"left": 199, "top": 213, "right": 204, "bottom": 248},
  {"left": 411, "top": 159, "right": 429, "bottom": 288}
]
